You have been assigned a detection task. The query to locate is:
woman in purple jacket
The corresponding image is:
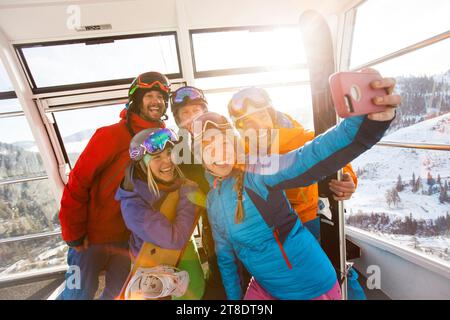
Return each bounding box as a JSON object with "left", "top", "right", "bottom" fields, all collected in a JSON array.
[{"left": 115, "top": 128, "right": 205, "bottom": 299}]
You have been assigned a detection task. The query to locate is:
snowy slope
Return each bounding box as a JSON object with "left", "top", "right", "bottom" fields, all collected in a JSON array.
[{"left": 347, "top": 112, "right": 450, "bottom": 220}]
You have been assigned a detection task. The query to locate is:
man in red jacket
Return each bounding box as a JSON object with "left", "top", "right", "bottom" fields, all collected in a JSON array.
[{"left": 58, "top": 71, "right": 170, "bottom": 300}]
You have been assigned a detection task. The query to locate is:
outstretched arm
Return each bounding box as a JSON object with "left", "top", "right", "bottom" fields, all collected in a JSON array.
[{"left": 260, "top": 114, "right": 392, "bottom": 190}]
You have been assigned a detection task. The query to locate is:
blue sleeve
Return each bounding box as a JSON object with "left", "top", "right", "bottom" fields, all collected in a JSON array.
[
  {"left": 260, "top": 115, "right": 392, "bottom": 189},
  {"left": 120, "top": 186, "right": 198, "bottom": 250}
]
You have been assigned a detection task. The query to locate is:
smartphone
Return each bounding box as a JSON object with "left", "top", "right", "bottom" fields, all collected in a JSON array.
[{"left": 329, "top": 71, "right": 388, "bottom": 118}]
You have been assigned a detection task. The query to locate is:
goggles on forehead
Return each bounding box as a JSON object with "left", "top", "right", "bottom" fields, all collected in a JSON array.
[
  {"left": 190, "top": 116, "right": 232, "bottom": 142},
  {"left": 130, "top": 128, "right": 179, "bottom": 161},
  {"left": 228, "top": 87, "right": 272, "bottom": 119},
  {"left": 129, "top": 77, "right": 171, "bottom": 97},
  {"left": 171, "top": 86, "right": 206, "bottom": 106}
]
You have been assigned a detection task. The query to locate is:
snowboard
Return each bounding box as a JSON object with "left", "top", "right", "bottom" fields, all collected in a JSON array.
[{"left": 117, "top": 189, "right": 203, "bottom": 300}]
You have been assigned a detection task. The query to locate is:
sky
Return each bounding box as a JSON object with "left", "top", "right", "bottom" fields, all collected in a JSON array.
[{"left": 0, "top": 0, "right": 449, "bottom": 144}]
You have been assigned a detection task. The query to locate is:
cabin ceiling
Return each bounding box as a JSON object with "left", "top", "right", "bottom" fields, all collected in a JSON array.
[{"left": 0, "top": 0, "right": 360, "bottom": 43}]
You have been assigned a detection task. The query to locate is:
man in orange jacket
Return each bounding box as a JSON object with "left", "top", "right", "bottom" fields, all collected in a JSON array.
[
  {"left": 228, "top": 87, "right": 357, "bottom": 240},
  {"left": 58, "top": 72, "right": 170, "bottom": 299}
]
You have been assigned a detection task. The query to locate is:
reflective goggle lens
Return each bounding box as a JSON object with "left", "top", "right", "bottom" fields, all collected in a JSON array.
[
  {"left": 172, "top": 87, "right": 205, "bottom": 105},
  {"left": 229, "top": 88, "right": 270, "bottom": 117},
  {"left": 130, "top": 128, "right": 179, "bottom": 160}
]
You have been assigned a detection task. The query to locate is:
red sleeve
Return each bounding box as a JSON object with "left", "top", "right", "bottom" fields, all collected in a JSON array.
[{"left": 58, "top": 127, "right": 119, "bottom": 242}]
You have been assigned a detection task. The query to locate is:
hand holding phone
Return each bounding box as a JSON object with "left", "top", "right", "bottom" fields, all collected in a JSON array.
[{"left": 329, "top": 70, "right": 390, "bottom": 118}]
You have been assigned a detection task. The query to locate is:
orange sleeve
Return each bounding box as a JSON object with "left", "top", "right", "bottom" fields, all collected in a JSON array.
[{"left": 343, "top": 163, "right": 358, "bottom": 188}]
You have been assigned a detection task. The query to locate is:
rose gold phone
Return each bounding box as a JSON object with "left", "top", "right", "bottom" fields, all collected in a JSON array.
[{"left": 329, "top": 71, "right": 388, "bottom": 118}]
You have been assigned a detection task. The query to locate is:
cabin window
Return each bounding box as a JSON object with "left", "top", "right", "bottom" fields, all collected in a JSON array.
[
  {"left": 191, "top": 27, "right": 307, "bottom": 73},
  {"left": 191, "top": 27, "right": 314, "bottom": 130},
  {"left": 16, "top": 33, "right": 181, "bottom": 91},
  {"left": 0, "top": 234, "right": 65, "bottom": 278},
  {"left": 346, "top": 0, "right": 450, "bottom": 265},
  {"left": 0, "top": 116, "right": 46, "bottom": 180},
  {"left": 350, "top": 0, "right": 450, "bottom": 69},
  {"left": 0, "top": 60, "right": 14, "bottom": 93},
  {"left": 53, "top": 104, "right": 124, "bottom": 167},
  {"left": 0, "top": 63, "right": 62, "bottom": 280},
  {"left": 0, "top": 98, "right": 22, "bottom": 113}
]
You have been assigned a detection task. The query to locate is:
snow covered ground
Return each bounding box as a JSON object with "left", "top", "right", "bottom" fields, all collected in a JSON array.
[
  {"left": 347, "top": 112, "right": 450, "bottom": 264},
  {"left": 347, "top": 112, "right": 450, "bottom": 220},
  {"left": 371, "top": 232, "right": 450, "bottom": 264}
]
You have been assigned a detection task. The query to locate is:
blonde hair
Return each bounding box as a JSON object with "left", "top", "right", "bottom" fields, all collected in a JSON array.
[{"left": 234, "top": 169, "right": 245, "bottom": 224}]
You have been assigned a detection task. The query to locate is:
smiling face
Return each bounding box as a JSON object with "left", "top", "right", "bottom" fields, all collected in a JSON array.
[
  {"left": 201, "top": 130, "right": 236, "bottom": 178},
  {"left": 148, "top": 147, "right": 176, "bottom": 183},
  {"left": 139, "top": 90, "right": 166, "bottom": 121}
]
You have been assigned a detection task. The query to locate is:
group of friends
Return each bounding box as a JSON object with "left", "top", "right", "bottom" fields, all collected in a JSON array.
[{"left": 57, "top": 70, "right": 401, "bottom": 300}]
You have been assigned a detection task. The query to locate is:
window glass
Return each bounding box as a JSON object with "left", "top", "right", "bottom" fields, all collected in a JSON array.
[
  {"left": 369, "top": 39, "right": 450, "bottom": 140},
  {"left": 0, "top": 235, "right": 67, "bottom": 279},
  {"left": 0, "top": 179, "right": 59, "bottom": 239},
  {"left": 350, "top": 0, "right": 450, "bottom": 68},
  {"left": 21, "top": 34, "right": 180, "bottom": 88},
  {"left": 346, "top": 146, "right": 450, "bottom": 265},
  {"left": 0, "top": 116, "right": 46, "bottom": 180},
  {"left": 0, "top": 60, "right": 14, "bottom": 92},
  {"left": 192, "top": 27, "right": 306, "bottom": 72},
  {"left": 0, "top": 98, "right": 22, "bottom": 113},
  {"left": 53, "top": 104, "right": 124, "bottom": 166}
]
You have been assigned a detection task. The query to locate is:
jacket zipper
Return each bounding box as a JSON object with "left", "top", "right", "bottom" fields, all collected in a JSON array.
[{"left": 273, "top": 228, "right": 293, "bottom": 270}]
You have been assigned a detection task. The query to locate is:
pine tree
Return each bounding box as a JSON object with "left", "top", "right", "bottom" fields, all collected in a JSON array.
[
  {"left": 427, "top": 172, "right": 435, "bottom": 186},
  {"left": 411, "top": 172, "right": 416, "bottom": 188},
  {"left": 412, "top": 175, "right": 422, "bottom": 193},
  {"left": 437, "top": 174, "right": 442, "bottom": 186},
  {"left": 439, "top": 186, "right": 449, "bottom": 204},
  {"left": 396, "top": 174, "right": 404, "bottom": 192}
]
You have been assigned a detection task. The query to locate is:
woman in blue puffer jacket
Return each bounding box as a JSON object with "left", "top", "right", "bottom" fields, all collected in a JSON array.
[{"left": 189, "top": 77, "right": 400, "bottom": 300}]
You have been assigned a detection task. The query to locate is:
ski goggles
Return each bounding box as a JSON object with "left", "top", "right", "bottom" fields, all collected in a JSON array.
[
  {"left": 129, "top": 76, "right": 171, "bottom": 96},
  {"left": 171, "top": 86, "right": 206, "bottom": 106},
  {"left": 228, "top": 87, "right": 272, "bottom": 118},
  {"left": 190, "top": 113, "right": 232, "bottom": 142},
  {"left": 130, "top": 128, "right": 179, "bottom": 161}
]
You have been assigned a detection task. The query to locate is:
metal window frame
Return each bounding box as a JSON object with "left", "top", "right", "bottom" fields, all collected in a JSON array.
[
  {"left": 0, "top": 230, "right": 61, "bottom": 245},
  {"left": 0, "top": 91, "right": 17, "bottom": 100},
  {"left": 189, "top": 25, "right": 309, "bottom": 78},
  {"left": 13, "top": 31, "right": 184, "bottom": 94},
  {"left": 0, "top": 174, "right": 48, "bottom": 187},
  {"left": 377, "top": 141, "right": 450, "bottom": 151},
  {"left": 350, "top": 31, "right": 450, "bottom": 71}
]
